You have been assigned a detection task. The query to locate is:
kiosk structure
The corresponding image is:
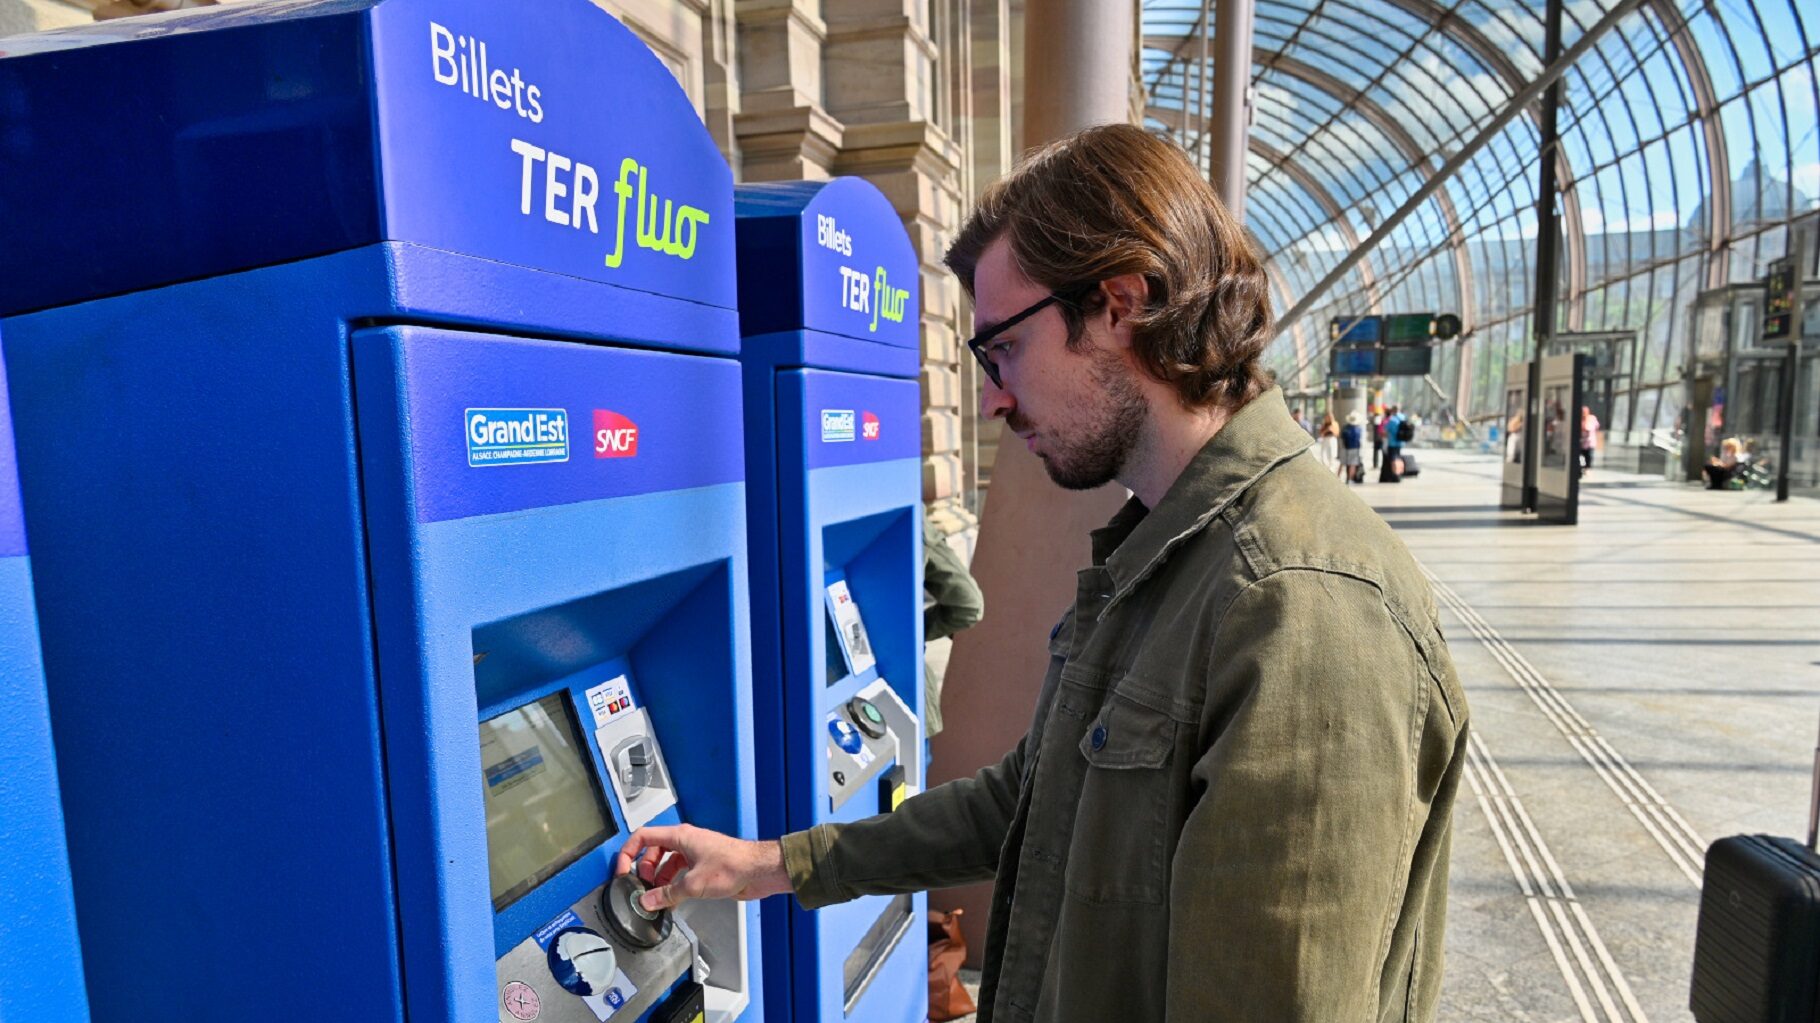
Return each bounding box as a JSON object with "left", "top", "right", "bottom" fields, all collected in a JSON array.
[
  {"left": 0, "top": 4, "right": 758, "bottom": 1021},
  {"left": 734, "top": 180, "right": 927, "bottom": 1023},
  {"left": 0, "top": 346, "right": 90, "bottom": 1023}
]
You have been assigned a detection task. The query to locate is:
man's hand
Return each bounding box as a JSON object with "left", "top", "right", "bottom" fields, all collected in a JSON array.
[{"left": 612, "top": 825, "right": 793, "bottom": 913}]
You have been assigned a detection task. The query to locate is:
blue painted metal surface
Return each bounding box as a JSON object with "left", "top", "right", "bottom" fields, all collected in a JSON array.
[
  {"left": 735, "top": 179, "right": 928, "bottom": 1023},
  {"left": 0, "top": 1, "right": 760, "bottom": 1020},
  {"left": 355, "top": 327, "right": 759, "bottom": 1020},
  {"left": 734, "top": 179, "right": 921, "bottom": 378},
  {"left": 0, "top": 0, "right": 736, "bottom": 324},
  {"left": 0, "top": 344, "right": 90, "bottom": 1023}
]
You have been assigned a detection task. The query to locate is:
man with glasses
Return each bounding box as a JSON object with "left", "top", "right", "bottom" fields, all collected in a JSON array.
[{"left": 616, "top": 124, "right": 1470, "bottom": 1022}]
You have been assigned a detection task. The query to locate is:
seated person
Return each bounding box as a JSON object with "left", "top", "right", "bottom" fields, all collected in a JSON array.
[{"left": 1702, "top": 437, "right": 1743, "bottom": 489}]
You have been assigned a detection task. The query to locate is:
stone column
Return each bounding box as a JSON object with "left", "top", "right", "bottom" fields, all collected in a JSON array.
[
  {"left": 926, "top": 0, "right": 1135, "bottom": 965},
  {"left": 733, "top": 0, "right": 843, "bottom": 180}
]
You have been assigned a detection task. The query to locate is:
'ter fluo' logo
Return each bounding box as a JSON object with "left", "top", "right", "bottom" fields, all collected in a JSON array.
[
  {"left": 593, "top": 410, "right": 639, "bottom": 458},
  {"left": 861, "top": 411, "right": 880, "bottom": 441}
]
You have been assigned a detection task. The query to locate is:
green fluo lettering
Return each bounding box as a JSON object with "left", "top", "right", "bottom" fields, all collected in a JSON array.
[
  {"left": 605, "top": 156, "right": 710, "bottom": 269},
  {"left": 871, "top": 266, "right": 909, "bottom": 332}
]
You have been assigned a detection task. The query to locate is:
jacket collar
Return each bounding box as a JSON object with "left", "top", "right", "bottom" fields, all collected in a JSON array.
[{"left": 1091, "top": 387, "right": 1312, "bottom": 615}]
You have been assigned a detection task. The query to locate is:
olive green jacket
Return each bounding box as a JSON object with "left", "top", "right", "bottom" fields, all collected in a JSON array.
[{"left": 781, "top": 388, "right": 1470, "bottom": 1022}]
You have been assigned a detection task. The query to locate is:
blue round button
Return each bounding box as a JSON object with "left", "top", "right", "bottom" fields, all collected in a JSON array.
[
  {"left": 829, "top": 718, "right": 865, "bottom": 755},
  {"left": 1090, "top": 725, "right": 1108, "bottom": 751}
]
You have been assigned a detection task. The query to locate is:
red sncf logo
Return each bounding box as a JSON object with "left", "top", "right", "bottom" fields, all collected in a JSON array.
[
  {"left": 861, "top": 411, "right": 880, "bottom": 440},
  {"left": 593, "top": 409, "right": 639, "bottom": 458}
]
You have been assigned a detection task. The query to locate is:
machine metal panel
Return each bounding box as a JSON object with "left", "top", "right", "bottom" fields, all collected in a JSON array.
[
  {"left": 0, "top": 348, "right": 89, "bottom": 1022},
  {"left": 0, "top": 0, "right": 739, "bottom": 339},
  {"left": 4, "top": 261, "right": 408, "bottom": 1020},
  {"left": 732, "top": 180, "right": 920, "bottom": 354},
  {"left": 377, "top": 327, "right": 745, "bottom": 524},
  {"left": 735, "top": 176, "right": 926, "bottom": 1023},
  {"left": 354, "top": 326, "right": 760, "bottom": 1022},
  {"left": 366, "top": 0, "right": 736, "bottom": 315},
  {"left": 0, "top": 4, "right": 755, "bottom": 1016}
]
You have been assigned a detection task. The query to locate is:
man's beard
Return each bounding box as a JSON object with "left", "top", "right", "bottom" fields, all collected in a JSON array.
[{"left": 1020, "top": 351, "right": 1148, "bottom": 491}]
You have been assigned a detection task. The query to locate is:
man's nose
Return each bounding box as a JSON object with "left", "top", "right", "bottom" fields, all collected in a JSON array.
[{"left": 979, "top": 372, "right": 1015, "bottom": 421}]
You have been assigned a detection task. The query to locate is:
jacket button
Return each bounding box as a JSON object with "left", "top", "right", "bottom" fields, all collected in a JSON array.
[{"left": 1090, "top": 726, "right": 1108, "bottom": 751}]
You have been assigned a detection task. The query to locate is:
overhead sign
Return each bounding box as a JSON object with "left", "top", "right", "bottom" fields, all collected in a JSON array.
[
  {"left": 1330, "top": 348, "right": 1380, "bottom": 376},
  {"left": 1380, "top": 346, "right": 1434, "bottom": 377},
  {"left": 1383, "top": 313, "right": 1434, "bottom": 345},
  {"left": 1764, "top": 255, "right": 1797, "bottom": 342},
  {"left": 1329, "top": 315, "right": 1382, "bottom": 346}
]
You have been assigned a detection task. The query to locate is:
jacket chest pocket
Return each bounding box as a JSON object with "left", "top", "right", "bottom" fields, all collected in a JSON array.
[{"left": 1062, "top": 693, "right": 1179, "bottom": 905}]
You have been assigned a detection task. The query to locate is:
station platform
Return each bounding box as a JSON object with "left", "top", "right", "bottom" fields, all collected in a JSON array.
[{"left": 1360, "top": 447, "right": 1820, "bottom": 1022}]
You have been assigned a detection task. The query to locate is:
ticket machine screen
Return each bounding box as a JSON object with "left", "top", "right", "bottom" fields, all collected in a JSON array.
[{"left": 480, "top": 695, "right": 617, "bottom": 910}]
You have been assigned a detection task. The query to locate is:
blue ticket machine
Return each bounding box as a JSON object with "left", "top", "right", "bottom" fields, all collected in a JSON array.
[
  {"left": 0, "top": 4, "right": 760, "bottom": 1022},
  {"left": 0, "top": 345, "right": 90, "bottom": 1023},
  {"left": 734, "top": 180, "right": 927, "bottom": 1023}
]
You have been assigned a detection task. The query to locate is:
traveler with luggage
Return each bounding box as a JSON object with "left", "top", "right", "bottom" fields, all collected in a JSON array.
[{"left": 1380, "top": 406, "right": 1408, "bottom": 483}]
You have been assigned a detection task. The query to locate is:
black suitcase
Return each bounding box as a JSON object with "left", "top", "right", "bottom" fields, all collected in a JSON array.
[{"left": 1689, "top": 718, "right": 1820, "bottom": 1022}]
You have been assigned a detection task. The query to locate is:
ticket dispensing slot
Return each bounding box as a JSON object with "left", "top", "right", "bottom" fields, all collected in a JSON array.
[{"left": 476, "top": 570, "right": 748, "bottom": 1023}]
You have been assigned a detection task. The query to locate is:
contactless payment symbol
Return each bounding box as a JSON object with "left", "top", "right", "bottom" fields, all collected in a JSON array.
[
  {"left": 584, "top": 676, "right": 636, "bottom": 729},
  {"left": 502, "top": 981, "right": 541, "bottom": 1021},
  {"left": 861, "top": 411, "right": 880, "bottom": 440}
]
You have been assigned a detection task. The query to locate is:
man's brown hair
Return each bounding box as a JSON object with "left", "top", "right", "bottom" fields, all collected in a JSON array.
[{"left": 945, "top": 123, "right": 1273, "bottom": 411}]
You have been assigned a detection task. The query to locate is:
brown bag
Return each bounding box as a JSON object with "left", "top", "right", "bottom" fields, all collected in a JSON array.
[{"left": 928, "top": 908, "right": 977, "bottom": 1021}]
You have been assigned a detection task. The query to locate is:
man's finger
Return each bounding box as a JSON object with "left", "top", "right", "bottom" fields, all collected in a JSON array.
[
  {"left": 614, "top": 825, "right": 685, "bottom": 877},
  {"left": 635, "top": 846, "right": 665, "bottom": 884},
  {"left": 641, "top": 877, "right": 681, "bottom": 912},
  {"left": 651, "top": 852, "right": 687, "bottom": 890}
]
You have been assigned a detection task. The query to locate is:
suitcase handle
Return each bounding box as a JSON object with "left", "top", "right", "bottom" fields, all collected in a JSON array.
[{"left": 1809, "top": 706, "right": 1819, "bottom": 852}]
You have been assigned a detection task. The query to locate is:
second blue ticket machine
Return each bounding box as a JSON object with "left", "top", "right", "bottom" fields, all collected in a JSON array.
[
  {"left": 0, "top": 3, "right": 761, "bottom": 1021},
  {"left": 734, "top": 180, "right": 928, "bottom": 1023}
]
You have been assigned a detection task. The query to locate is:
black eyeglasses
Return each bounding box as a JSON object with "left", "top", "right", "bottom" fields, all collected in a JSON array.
[{"left": 965, "top": 284, "right": 1095, "bottom": 389}]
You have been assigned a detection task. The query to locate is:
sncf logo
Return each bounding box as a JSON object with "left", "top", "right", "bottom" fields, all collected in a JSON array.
[
  {"left": 861, "top": 411, "right": 880, "bottom": 441},
  {"left": 593, "top": 409, "right": 640, "bottom": 458}
]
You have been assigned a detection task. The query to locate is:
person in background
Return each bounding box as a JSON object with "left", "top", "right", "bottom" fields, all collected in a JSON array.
[
  {"left": 1370, "top": 410, "right": 1385, "bottom": 469},
  {"left": 1580, "top": 405, "right": 1600, "bottom": 475},
  {"left": 1292, "top": 405, "right": 1313, "bottom": 437},
  {"left": 1316, "top": 411, "right": 1339, "bottom": 470},
  {"left": 1703, "top": 437, "right": 1743, "bottom": 489},
  {"left": 1338, "top": 410, "right": 1364, "bottom": 483},
  {"left": 1379, "top": 404, "right": 1405, "bottom": 483},
  {"left": 922, "top": 517, "right": 984, "bottom": 745}
]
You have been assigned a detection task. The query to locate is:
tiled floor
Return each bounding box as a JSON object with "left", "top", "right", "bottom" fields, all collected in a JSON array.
[{"left": 1362, "top": 448, "right": 1820, "bottom": 1022}]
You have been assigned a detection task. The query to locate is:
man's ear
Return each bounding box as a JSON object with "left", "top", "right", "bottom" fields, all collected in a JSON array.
[{"left": 1099, "top": 272, "right": 1149, "bottom": 349}]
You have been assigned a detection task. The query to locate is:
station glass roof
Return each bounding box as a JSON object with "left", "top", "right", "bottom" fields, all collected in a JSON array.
[{"left": 1143, "top": 0, "right": 1818, "bottom": 432}]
